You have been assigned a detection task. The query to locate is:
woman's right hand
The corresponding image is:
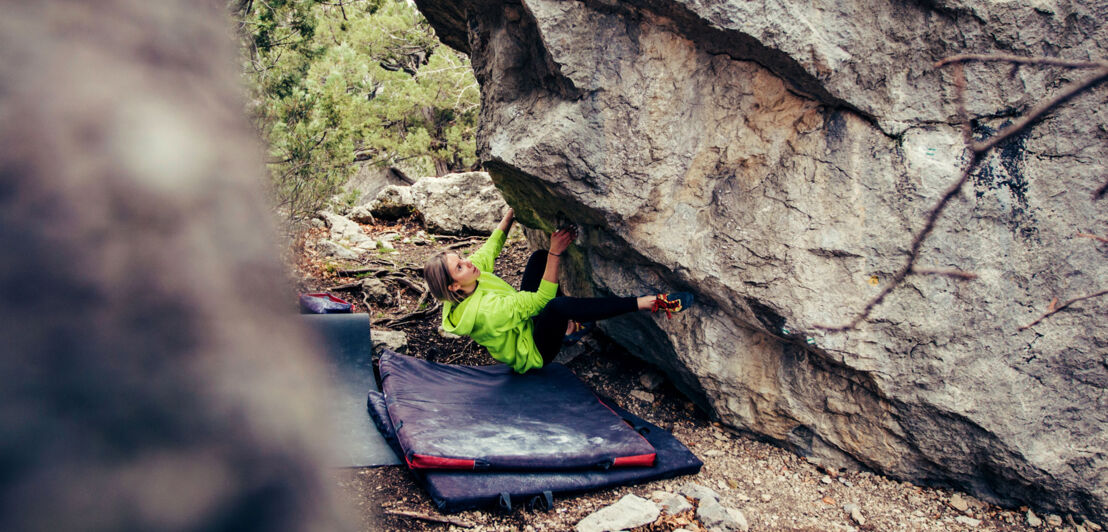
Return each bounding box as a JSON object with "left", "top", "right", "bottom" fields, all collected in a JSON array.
[{"left": 549, "top": 227, "right": 577, "bottom": 255}]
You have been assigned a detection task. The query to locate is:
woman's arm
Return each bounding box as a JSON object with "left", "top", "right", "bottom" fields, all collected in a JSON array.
[
  {"left": 543, "top": 227, "right": 576, "bottom": 284},
  {"left": 469, "top": 208, "right": 515, "bottom": 271},
  {"left": 496, "top": 208, "right": 514, "bottom": 234}
]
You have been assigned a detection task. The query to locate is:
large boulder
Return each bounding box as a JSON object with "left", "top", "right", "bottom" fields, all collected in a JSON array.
[
  {"left": 365, "top": 185, "right": 418, "bottom": 220},
  {"left": 369, "top": 171, "right": 509, "bottom": 235},
  {"left": 416, "top": 0, "right": 1108, "bottom": 523},
  {"left": 344, "top": 163, "right": 415, "bottom": 207}
]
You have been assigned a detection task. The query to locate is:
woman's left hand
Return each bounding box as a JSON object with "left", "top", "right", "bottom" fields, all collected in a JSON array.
[{"left": 549, "top": 226, "right": 577, "bottom": 255}]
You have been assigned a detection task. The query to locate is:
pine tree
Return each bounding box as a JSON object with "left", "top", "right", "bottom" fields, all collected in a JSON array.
[{"left": 234, "top": 0, "right": 479, "bottom": 225}]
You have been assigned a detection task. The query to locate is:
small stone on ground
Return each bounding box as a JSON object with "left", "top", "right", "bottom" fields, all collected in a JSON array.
[
  {"left": 575, "top": 494, "right": 659, "bottom": 532},
  {"left": 678, "top": 482, "right": 720, "bottom": 502},
  {"left": 630, "top": 390, "right": 654, "bottom": 403},
  {"left": 372, "top": 329, "right": 408, "bottom": 354},
  {"left": 658, "top": 492, "right": 693, "bottom": 515},
  {"left": 697, "top": 496, "right": 748, "bottom": 531},
  {"left": 950, "top": 493, "right": 969, "bottom": 512},
  {"left": 955, "top": 515, "right": 981, "bottom": 527}
]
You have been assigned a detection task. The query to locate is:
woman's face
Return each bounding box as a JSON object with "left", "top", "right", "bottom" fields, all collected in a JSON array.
[{"left": 445, "top": 253, "right": 480, "bottom": 289}]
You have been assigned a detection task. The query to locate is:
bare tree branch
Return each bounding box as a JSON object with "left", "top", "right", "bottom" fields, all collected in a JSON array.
[
  {"left": 817, "top": 157, "right": 982, "bottom": 332},
  {"left": 446, "top": 238, "right": 484, "bottom": 250},
  {"left": 819, "top": 55, "right": 1108, "bottom": 332},
  {"left": 973, "top": 68, "right": 1108, "bottom": 154},
  {"left": 1076, "top": 232, "right": 1108, "bottom": 244},
  {"left": 383, "top": 510, "right": 474, "bottom": 528},
  {"left": 952, "top": 62, "right": 972, "bottom": 145},
  {"left": 912, "top": 268, "right": 979, "bottom": 280},
  {"left": 392, "top": 274, "right": 424, "bottom": 294},
  {"left": 325, "top": 281, "right": 362, "bottom": 291},
  {"left": 936, "top": 54, "right": 1108, "bottom": 70},
  {"left": 376, "top": 301, "right": 440, "bottom": 328},
  {"left": 1019, "top": 289, "right": 1108, "bottom": 331},
  {"left": 268, "top": 131, "right": 328, "bottom": 165}
]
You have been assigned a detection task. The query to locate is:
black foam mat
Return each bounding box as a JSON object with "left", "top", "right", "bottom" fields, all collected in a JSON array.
[
  {"left": 367, "top": 351, "right": 701, "bottom": 513},
  {"left": 302, "top": 313, "right": 401, "bottom": 467},
  {"left": 377, "top": 350, "right": 656, "bottom": 471}
]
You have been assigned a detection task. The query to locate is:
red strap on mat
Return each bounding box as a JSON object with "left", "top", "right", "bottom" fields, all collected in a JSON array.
[
  {"left": 407, "top": 454, "right": 477, "bottom": 470},
  {"left": 613, "top": 453, "right": 656, "bottom": 467},
  {"left": 303, "top": 292, "right": 349, "bottom": 304}
]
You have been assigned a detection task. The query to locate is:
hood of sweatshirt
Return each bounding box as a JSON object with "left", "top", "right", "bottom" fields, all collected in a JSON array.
[{"left": 441, "top": 290, "right": 480, "bottom": 336}]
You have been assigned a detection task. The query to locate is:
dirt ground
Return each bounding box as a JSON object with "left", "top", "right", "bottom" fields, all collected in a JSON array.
[{"left": 292, "top": 217, "right": 1085, "bottom": 532}]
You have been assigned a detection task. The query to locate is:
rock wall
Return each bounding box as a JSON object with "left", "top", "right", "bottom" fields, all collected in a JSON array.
[{"left": 416, "top": 0, "right": 1108, "bottom": 522}]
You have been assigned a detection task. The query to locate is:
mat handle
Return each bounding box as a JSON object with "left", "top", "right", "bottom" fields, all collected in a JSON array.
[{"left": 528, "top": 491, "right": 554, "bottom": 512}]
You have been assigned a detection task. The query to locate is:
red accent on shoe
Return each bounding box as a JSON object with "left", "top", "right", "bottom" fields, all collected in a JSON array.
[{"left": 651, "top": 294, "right": 683, "bottom": 318}]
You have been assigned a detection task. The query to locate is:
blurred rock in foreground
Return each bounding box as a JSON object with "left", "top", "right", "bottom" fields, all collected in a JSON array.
[{"left": 0, "top": 1, "right": 348, "bottom": 530}]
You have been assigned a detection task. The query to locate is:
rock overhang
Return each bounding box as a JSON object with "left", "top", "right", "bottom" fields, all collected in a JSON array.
[{"left": 416, "top": 0, "right": 1108, "bottom": 523}]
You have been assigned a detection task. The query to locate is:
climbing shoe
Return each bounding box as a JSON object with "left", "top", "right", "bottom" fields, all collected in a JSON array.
[
  {"left": 562, "top": 320, "right": 596, "bottom": 346},
  {"left": 651, "top": 292, "right": 694, "bottom": 318}
]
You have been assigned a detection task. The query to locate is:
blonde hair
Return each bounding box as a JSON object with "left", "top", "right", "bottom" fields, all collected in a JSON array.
[{"left": 423, "top": 252, "right": 467, "bottom": 304}]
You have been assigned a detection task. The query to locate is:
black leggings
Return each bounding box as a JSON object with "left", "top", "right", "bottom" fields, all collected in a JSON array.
[{"left": 519, "top": 251, "right": 638, "bottom": 364}]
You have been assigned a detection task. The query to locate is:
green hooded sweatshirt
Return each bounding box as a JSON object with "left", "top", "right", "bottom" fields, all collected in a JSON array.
[{"left": 439, "top": 229, "right": 558, "bottom": 373}]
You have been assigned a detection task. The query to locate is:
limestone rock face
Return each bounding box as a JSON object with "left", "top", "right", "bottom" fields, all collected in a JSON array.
[{"left": 416, "top": 0, "right": 1108, "bottom": 522}]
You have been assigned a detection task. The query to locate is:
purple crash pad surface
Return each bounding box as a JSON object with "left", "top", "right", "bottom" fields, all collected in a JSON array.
[
  {"left": 377, "top": 351, "right": 656, "bottom": 471},
  {"left": 367, "top": 379, "right": 703, "bottom": 513}
]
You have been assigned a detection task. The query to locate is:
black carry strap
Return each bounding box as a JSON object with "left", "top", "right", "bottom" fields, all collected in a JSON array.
[
  {"left": 372, "top": 356, "right": 383, "bottom": 387},
  {"left": 528, "top": 491, "right": 555, "bottom": 512},
  {"left": 498, "top": 492, "right": 512, "bottom": 511},
  {"left": 620, "top": 415, "right": 651, "bottom": 436}
]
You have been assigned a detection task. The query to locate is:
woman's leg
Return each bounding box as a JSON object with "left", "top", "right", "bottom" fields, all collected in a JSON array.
[
  {"left": 533, "top": 296, "right": 638, "bottom": 364},
  {"left": 518, "top": 250, "right": 548, "bottom": 293}
]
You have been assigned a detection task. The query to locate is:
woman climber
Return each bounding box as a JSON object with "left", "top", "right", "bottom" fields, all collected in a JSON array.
[{"left": 422, "top": 208, "right": 694, "bottom": 373}]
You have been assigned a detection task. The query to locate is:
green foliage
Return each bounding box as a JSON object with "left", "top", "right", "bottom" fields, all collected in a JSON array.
[
  {"left": 235, "top": 0, "right": 479, "bottom": 225},
  {"left": 337, "top": 188, "right": 361, "bottom": 210}
]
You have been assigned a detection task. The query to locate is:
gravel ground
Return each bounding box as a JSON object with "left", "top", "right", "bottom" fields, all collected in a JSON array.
[{"left": 294, "top": 217, "right": 1089, "bottom": 532}]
